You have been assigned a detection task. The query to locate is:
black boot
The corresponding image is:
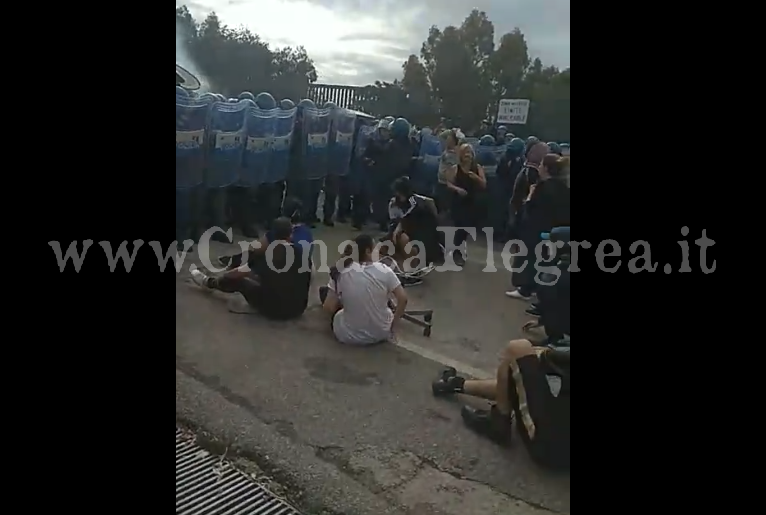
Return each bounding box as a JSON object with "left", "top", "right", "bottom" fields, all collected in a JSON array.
[
  {"left": 452, "top": 250, "right": 466, "bottom": 267},
  {"left": 525, "top": 305, "right": 542, "bottom": 317},
  {"left": 460, "top": 405, "right": 513, "bottom": 446},
  {"left": 431, "top": 367, "right": 466, "bottom": 396}
]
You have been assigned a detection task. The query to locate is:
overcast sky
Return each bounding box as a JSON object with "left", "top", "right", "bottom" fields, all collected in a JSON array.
[{"left": 179, "top": 0, "right": 570, "bottom": 86}]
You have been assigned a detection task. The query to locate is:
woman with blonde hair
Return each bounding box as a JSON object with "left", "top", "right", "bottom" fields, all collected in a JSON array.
[{"left": 445, "top": 143, "right": 487, "bottom": 266}]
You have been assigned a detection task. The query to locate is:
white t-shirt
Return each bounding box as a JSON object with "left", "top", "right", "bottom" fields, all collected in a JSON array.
[{"left": 328, "top": 262, "right": 402, "bottom": 345}]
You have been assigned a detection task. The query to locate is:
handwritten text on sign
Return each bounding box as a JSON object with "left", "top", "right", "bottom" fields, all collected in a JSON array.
[{"left": 496, "top": 99, "right": 530, "bottom": 125}]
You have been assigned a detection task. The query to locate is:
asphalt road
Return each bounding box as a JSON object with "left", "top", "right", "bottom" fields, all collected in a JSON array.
[{"left": 176, "top": 224, "right": 570, "bottom": 515}]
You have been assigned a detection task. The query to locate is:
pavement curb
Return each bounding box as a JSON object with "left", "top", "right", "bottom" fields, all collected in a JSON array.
[{"left": 176, "top": 368, "right": 409, "bottom": 515}]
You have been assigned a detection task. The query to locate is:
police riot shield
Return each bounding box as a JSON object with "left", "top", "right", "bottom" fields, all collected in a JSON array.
[
  {"left": 302, "top": 107, "right": 331, "bottom": 180},
  {"left": 207, "top": 101, "right": 247, "bottom": 188},
  {"left": 415, "top": 134, "right": 443, "bottom": 196},
  {"left": 329, "top": 109, "right": 356, "bottom": 177},
  {"left": 241, "top": 107, "right": 276, "bottom": 187},
  {"left": 176, "top": 98, "right": 209, "bottom": 189},
  {"left": 268, "top": 107, "right": 297, "bottom": 183}
]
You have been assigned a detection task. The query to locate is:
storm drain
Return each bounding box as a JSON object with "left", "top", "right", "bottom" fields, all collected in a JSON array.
[{"left": 176, "top": 428, "right": 302, "bottom": 515}]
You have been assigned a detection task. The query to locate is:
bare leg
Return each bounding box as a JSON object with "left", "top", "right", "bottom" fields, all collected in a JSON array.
[
  {"left": 462, "top": 339, "right": 535, "bottom": 409},
  {"left": 495, "top": 339, "right": 539, "bottom": 416},
  {"left": 462, "top": 380, "right": 497, "bottom": 401}
]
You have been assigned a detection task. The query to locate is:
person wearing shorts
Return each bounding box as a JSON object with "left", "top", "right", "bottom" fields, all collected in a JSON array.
[
  {"left": 320, "top": 234, "right": 409, "bottom": 345},
  {"left": 431, "top": 339, "right": 570, "bottom": 470}
]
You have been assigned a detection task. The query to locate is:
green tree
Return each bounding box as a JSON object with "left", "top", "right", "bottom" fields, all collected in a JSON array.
[
  {"left": 400, "top": 54, "right": 436, "bottom": 126},
  {"left": 420, "top": 10, "right": 495, "bottom": 129},
  {"left": 175, "top": 6, "right": 317, "bottom": 99}
]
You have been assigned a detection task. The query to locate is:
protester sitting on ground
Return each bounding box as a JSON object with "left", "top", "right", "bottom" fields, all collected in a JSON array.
[
  {"left": 524, "top": 226, "right": 571, "bottom": 343},
  {"left": 507, "top": 153, "right": 571, "bottom": 300},
  {"left": 432, "top": 338, "right": 570, "bottom": 470},
  {"left": 382, "top": 176, "right": 443, "bottom": 270},
  {"left": 217, "top": 197, "right": 313, "bottom": 270},
  {"left": 191, "top": 217, "right": 311, "bottom": 320},
  {"left": 319, "top": 234, "right": 408, "bottom": 346},
  {"left": 445, "top": 143, "right": 487, "bottom": 266}
]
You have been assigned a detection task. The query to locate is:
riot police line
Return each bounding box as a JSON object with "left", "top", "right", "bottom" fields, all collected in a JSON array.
[{"left": 175, "top": 86, "right": 570, "bottom": 247}]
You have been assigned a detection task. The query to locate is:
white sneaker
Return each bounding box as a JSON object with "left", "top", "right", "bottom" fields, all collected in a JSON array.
[
  {"left": 505, "top": 290, "right": 532, "bottom": 300},
  {"left": 190, "top": 266, "right": 210, "bottom": 288}
]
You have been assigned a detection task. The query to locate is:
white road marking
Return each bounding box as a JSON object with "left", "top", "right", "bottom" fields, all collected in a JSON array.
[{"left": 392, "top": 337, "right": 492, "bottom": 379}]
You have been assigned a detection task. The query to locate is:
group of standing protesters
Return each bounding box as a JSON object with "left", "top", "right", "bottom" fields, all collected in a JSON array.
[{"left": 505, "top": 140, "right": 571, "bottom": 299}]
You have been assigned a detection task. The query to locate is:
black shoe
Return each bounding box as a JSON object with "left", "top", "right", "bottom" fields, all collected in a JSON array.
[
  {"left": 337, "top": 216, "right": 347, "bottom": 224},
  {"left": 432, "top": 367, "right": 465, "bottom": 396},
  {"left": 323, "top": 219, "right": 335, "bottom": 227},
  {"left": 525, "top": 306, "right": 542, "bottom": 317},
  {"left": 401, "top": 276, "right": 424, "bottom": 287},
  {"left": 211, "top": 231, "right": 230, "bottom": 243},
  {"left": 453, "top": 250, "right": 466, "bottom": 267},
  {"left": 460, "top": 405, "right": 513, "bottom": 446}
]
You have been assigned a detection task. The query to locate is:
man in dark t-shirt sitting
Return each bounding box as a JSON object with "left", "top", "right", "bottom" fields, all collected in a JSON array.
[{"left": 191, "top": 217, "right": 310, "bottom": 320}]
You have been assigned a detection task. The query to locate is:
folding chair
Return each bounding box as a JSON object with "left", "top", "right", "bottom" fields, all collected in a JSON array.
[{"left": 380, "top": 256, "right": 434, "bottom": 337}]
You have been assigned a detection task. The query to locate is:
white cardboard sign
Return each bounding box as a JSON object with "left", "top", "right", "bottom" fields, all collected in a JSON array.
[{"left": 496, "top": 99, "right": 530, "bottom": 125}]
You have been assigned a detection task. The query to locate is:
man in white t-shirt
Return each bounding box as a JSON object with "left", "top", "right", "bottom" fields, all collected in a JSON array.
[{"left": 321, "top": 234, "right": 409, "bottom": 345}]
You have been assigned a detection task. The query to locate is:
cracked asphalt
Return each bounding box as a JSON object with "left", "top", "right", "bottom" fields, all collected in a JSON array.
[{"left": 176, "top": 224, "right": 570, "bottom": 515}]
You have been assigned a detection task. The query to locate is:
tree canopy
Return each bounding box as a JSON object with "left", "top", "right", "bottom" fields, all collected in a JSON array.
[
  {"left": 176, "top": 6, "right": 569, "bottom": 140},
  {"left": 176, "top": 6, "right": 317, "bottom": 101}
]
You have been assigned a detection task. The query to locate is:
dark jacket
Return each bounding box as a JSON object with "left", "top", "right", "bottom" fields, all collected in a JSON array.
[{"left": 523, "top": 177, "right": 570, "bottom": 240}]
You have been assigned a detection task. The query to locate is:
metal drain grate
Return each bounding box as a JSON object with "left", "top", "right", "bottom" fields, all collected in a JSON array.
[{"left": 176, "top": 428, "right": 302, "bottom": 515}]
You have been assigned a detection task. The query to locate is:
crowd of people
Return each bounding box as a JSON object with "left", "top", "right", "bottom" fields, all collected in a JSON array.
[{"left": 179, "top": 83, "right": 570, "bottom": 471}]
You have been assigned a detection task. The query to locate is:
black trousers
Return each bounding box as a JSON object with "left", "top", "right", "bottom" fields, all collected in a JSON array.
[
  {"left": 211, "top": 274, "right": 263, "bottom": 308},
  {"left": 451, "top": 196, "right": 479, "bottom": 247},
  {"left": 323, "top": 174, "right": 338, "bottom": 222},
  {"left": 337, "top": 175, "right": 352, "bottom": 219}
]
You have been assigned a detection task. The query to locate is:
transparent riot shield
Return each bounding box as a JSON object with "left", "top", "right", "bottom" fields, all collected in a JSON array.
[
  {"left": 329, "top": 109, "right": 356, "bottom": 178},
  {"left": 302, "top": 107, "right": 331, "bottom": 181},
  {"left": 207, "top": 100, "right": 247, "bottom": 188},
  {"left": 176, "top": 98, "right": 209, "bottom": 189},
  {"left": 268, "top": 107, "right": 297, "bottom": 183},
  {"left": 242, "top": 107, "right": 276, "bottom": 187}
]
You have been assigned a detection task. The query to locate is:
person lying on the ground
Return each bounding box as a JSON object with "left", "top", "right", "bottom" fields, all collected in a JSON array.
[
  {"left": 432, "top": 338, "right": 570, "bottom": 470},
  {"left": 319, "top": 233, "right": 408, "bottom": 345},
  {"left": 191, "top": 217, "right": 311, "bottom": 320},
  {"left": 382, "top": 176, "right": 443, "bottom": 270},
  {"left": 217, "top": 197, "right": 314, "bottom": 269}
]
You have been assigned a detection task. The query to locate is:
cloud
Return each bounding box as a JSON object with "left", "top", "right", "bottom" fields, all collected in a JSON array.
[{"left": 178, "top": 0, "right": 569, "bottom": 85}]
